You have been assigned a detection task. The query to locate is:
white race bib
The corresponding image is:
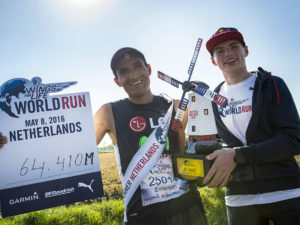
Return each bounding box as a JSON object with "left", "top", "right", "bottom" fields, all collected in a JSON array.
[{"left": 140, "top": 154, "right": 189, "bottom": 206}]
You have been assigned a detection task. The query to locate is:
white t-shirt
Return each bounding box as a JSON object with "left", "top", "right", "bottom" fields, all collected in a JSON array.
[
  {"left": 218, "top": 73, "right": 300, "bottom": 206},
  {"left": 218, "top": 74, "right": 255, "bottom": 146}
]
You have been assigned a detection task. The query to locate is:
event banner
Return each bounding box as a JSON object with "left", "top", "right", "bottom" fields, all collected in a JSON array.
[{"left": 0, "top": 77, "right": 103, "bottom": 218}]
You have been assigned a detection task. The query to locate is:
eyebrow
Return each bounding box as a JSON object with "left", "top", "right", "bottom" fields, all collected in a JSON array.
[
  {"left": 133, "top": 61, "right": 144, "bottom": 66},
  {"left": 117, "top": 59, "right": 144, "bottom": 72},
  {"left": 214, "top": 41, "right": 240, "bottom": 51}
]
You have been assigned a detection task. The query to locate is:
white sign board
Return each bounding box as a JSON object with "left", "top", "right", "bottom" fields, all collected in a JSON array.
[{"left": 0, "top": 78, "right": 103, "bottom": 217}]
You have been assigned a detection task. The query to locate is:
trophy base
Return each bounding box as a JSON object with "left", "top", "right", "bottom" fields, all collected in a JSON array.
[
  {"left": 172, "top": 141, "right": 222, "bottom": 186},
  {"left": 172, "top": 153, "right": 213, "bottom": 186}
]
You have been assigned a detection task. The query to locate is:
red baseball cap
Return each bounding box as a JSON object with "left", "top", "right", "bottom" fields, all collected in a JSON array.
[{"left": 206, "top": 27, "right": 245, "bottom": 55}]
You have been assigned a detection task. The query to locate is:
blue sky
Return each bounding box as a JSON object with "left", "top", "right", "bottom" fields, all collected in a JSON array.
[{"left": 1, "top": 0, "right": 299, "bottom": 146}]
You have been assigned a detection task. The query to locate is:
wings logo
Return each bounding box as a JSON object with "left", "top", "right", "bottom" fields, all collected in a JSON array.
[
  {"left": 129, "top": 116, "right": 147, "bottom": 132},
  {"left": 0, "top": 77, "right": 77, "bottom": 118}
]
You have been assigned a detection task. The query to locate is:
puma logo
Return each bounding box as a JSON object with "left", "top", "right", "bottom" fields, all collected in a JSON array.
[{"left": 78, "top": 179, "right": 94, "bottom": 192}]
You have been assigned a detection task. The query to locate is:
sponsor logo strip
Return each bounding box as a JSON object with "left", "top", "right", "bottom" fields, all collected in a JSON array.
[{"left": 0, "top": 172, "right": 103, "bottom": 218}]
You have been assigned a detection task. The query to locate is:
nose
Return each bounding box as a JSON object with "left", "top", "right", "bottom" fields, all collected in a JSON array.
[
  {"left": 224, "top": 47, "right": 234, "bottom": 56},
  {"left": 128, "top": 68, "right": 139, "bottom": 80}
]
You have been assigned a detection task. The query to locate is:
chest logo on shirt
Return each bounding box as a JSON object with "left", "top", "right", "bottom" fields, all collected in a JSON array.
[
  {"left": 129, "top": 116, "right": 147, "bottom": 132},
  {"left": 219, "top": 98, "right": 252, "bottom": 118}
]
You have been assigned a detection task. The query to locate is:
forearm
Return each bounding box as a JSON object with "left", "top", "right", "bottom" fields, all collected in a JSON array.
[
  {"left": 234, "top": 133, "right": 300, "bottom": 164},
  {"left": 177, "top": 129, "right": 185, "bottom": 153}
]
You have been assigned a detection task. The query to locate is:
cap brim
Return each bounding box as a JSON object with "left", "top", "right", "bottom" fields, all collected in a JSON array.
[{"left": 206, "top": 32, "right": 244, "bottom": 54}]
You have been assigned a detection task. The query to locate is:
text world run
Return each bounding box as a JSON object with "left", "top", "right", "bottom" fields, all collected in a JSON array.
[{"left": 14, "top": 94, "right": 86, "bottom": 115}]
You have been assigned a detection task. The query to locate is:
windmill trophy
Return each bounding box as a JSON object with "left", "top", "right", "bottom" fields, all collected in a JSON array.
[{"left": 157, "top": 38, "right": 227, "bottom": 186}]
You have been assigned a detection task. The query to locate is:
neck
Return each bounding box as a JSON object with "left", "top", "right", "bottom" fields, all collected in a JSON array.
[
  {"left": 223, "top": 69, "right": 252, "bottom": 85},
  {"left": 129, "top": 92, "right": 154, "bottom": 104}
]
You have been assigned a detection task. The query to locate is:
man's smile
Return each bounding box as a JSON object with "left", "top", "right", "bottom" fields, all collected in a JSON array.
[
  {"left": 224, "top": 58, "right": 237, "bottom": 65},
  {"left": 129, "top": 79, "right": 143, "bottom": 86}
]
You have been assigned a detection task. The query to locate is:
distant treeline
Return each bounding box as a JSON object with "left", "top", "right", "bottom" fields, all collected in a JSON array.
[{"left": 98, "top": 144, "right": 114, "bottom": 152}]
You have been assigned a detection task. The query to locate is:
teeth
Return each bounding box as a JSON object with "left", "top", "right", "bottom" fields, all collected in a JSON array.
[
  {"left": 225, "top": 59, "right": 236, "bottom": 64},
  {"left": 130, "top": 80, "right": 142, "bottom": 86}
]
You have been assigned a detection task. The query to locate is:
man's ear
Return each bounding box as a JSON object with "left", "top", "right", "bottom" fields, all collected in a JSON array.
[
  {"left": 211, "top": 57, "right": 217, "bottom": 66},
  {"left": 147, "top": 64, "right": 152, "bottom": 75},
  {"left": 245, "top": 46, "right": 249, "bottom": 57},
  {"left": 114, "top": 78, "right": 122, "bottom": 87}
]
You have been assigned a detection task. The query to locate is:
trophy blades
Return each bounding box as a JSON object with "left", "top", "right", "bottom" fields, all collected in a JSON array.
[
  {"left": 171, "top": 94, "right": 189, "bottom": 132},
  {"left": 157, "top": 71, "right": 182, "bottom": 88},
  {"left": 192, "top": 84, "right": 228, "bottom": 107},
  {"left": 187, "top": 38, "right": 203, "bottom": 80}
]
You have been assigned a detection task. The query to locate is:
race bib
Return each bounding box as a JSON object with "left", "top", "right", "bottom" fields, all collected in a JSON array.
[{"left": 140, "top": 154, "right": 189, "bottom": 206}]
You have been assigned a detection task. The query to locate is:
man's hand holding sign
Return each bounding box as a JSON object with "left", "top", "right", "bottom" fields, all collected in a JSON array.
[
  {"left": 0, "top": 77, "right": 103, "bottom": 218},
  {"left": 0, "top": 133, "right": 7, "bottom": 149}
]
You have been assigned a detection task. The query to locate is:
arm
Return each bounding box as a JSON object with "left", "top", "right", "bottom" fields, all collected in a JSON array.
[
  {"left": 93, "top": 103, "right": 117, "bottom": 146},
  {"left": 0, "top": 132, "right": 8, "bottom": 150},
  {"left": 173, "top": 99, "right": 188, "bottom": 153}
]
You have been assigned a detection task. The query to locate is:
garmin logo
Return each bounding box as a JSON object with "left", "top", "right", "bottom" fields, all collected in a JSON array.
[{"left": 9, "top": 192, "right": 39, "bottom": 205}]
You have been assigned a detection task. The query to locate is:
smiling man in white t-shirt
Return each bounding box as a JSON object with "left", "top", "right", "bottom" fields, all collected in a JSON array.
[{"left": 203, "top": 27, "right": 300, "bottom": 225}]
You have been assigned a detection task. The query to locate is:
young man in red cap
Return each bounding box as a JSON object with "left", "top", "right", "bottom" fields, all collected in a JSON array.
[{"left": 203, "top": 27, "right": 300, "bottom": 225}]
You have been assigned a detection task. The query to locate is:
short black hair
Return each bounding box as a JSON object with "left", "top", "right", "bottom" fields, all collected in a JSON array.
[{"left": 110, "top": 47, "right": 147, "bottom": 77}]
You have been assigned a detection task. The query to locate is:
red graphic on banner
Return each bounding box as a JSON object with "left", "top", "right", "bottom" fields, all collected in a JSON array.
[
  {"left": 129, "top": 116, "right": 147, "bottom": 132},
  {"left": 189, "top": 110, "right": 198, "bottom": 119}
]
